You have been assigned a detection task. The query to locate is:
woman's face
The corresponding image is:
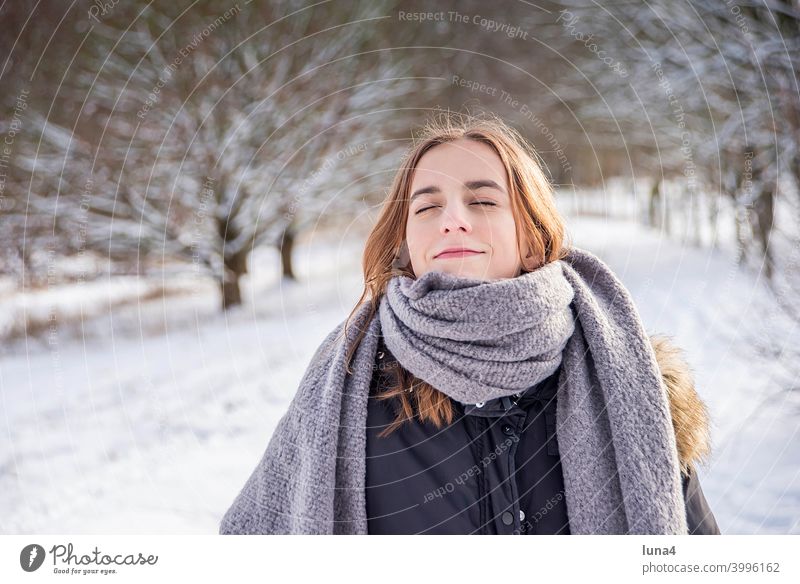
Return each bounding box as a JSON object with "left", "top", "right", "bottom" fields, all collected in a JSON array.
[{"left": 405, "top": 138, "right": 524, "bottom": 281}]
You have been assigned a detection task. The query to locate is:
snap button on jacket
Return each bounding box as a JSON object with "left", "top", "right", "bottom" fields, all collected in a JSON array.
[{"left": 365, "top": 335, "right": 721, "bottom": 535}]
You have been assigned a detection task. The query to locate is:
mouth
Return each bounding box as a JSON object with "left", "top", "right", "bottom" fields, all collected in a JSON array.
[{"left": 434, "top": 249, "right": 485, "bottom": 260}]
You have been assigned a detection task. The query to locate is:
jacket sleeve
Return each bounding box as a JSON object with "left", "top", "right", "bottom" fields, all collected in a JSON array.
[{"left": 681, "top": 465, "right": 721, "bottom": 534}]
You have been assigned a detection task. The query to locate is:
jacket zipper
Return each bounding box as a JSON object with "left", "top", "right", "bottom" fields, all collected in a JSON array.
[{"left": 478, "top": 417, "right": 488, "bottom": 534}]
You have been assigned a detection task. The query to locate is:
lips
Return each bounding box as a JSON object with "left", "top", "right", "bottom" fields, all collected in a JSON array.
[{"left": 434, "top": 248, "right": 484, "bottom": 259}]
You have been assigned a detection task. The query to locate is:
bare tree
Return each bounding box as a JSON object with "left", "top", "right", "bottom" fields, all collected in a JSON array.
[
  {"left": 10, "top": 0, "right": 421, "bottom": 308},
  {"left": 553, "top": 0, "right": 798, "bottom": 266}
]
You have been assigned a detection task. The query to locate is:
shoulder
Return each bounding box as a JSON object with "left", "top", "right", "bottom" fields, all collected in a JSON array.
[
  {"left": 310, "top": 321, "right": 347, "bottom": 363},
  {"left": 649, "top": 334, "right": 712, "bottom": 475}
]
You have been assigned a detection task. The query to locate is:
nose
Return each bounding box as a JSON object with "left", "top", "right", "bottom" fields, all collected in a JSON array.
[{"left": 439, "top": 202, "right": 472, "bottom": 234}]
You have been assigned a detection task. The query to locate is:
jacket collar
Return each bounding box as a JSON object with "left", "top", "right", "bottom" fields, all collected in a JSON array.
[{"left": 461, "top": 366, "right": 560, "bottom": 418}]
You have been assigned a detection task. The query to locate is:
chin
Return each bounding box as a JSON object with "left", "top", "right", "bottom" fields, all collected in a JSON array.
[{"left": 442, "top": 265, "right": 490, "bottom": 280}]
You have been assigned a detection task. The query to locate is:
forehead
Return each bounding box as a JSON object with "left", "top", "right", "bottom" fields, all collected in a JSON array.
[{"left": 410, "top": 139, "right": 508, "bottom": 188}]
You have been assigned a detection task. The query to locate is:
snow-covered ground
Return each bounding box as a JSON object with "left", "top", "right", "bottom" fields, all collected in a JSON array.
[{"left": 1, "top": 215, "right": 797, "bottom": 534}]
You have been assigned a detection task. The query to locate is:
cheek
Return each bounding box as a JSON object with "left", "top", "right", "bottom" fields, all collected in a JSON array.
[
  {"left": 484, "top": 213, "right": 518, "bottom": 246},
  {"left": 405, "top": 221, "right": 427, "bottom": 260},
  {"left": 490, "top": 214, "right": 517, "bottom": 257}
]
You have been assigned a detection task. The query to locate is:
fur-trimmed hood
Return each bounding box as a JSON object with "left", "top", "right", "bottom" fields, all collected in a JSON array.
[{"left": 650, "top": 335, "right": 712, "bottom": 475}]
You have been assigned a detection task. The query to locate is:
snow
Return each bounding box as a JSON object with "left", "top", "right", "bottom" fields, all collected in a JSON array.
[{"left": 1, "top": 215, "right": 797, "bottom": 534}]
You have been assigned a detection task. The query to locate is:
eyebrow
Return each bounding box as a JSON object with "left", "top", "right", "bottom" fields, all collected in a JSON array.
[{"left": 410, "top": 179, "right": 506, "bottom": 202}]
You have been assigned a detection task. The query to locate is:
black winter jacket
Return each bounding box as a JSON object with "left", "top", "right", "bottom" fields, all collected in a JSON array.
[{"left": 365, "top": 334, "right": 721, "bottom": 535}]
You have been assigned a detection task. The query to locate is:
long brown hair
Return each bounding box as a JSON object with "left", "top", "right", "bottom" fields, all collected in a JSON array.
[{"left": 342, "top": 111, "right": 570, "bottom": 438}]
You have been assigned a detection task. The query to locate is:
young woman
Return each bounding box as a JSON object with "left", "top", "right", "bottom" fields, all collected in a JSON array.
[{"left": 219, "top": 114, "right": 721, "bottom": 535}]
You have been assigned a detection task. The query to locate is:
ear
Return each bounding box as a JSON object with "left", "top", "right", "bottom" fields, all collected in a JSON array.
[
  {"left": 391, "top": 240, "right": 412, "bottom": 272},
  {"left": 520, "top": 245, "right": 538, "bottom": 272}
]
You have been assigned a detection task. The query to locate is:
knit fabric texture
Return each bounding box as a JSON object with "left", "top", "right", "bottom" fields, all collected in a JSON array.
[{"left": 219, "top": 246, "right": 688, "bottom": 534}]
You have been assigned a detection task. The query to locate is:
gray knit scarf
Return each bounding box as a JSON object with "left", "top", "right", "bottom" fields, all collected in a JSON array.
[{"left": 219, "top": 246, "right": 688, "bottom": 534}]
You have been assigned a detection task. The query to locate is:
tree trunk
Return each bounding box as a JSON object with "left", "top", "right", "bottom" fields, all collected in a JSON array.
[
  {"left": 221, "top": 251, "right": 248, "bottom": 311},
  {"left": 754, "top": 186, "right": 776, "bottom": 282},
  {"left": 280, "top": 225, "right": 296, "bottom": 280},
  {"left": 735, "top": 206, "right": 750, "bottom": 267},
  {"left": 648, "top": 178, "right": 661, "bottom": 228},
  {"left": 692, "top": 189, "right": 702, "bottom": 247}
]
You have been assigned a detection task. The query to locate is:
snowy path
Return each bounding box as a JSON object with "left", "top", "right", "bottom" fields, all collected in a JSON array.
[{"left": 1, "top": 216, "right": 797, "bottom": 533}]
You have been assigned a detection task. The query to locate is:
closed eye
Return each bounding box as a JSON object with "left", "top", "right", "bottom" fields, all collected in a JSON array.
[{"left": 414, "top": 201, "right": 497, "bottom": 215}]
